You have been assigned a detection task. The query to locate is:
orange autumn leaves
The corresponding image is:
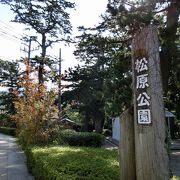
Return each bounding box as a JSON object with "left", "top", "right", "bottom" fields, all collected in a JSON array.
[{"left": 12, "top": 58, "right": 58, "bottom": 145}]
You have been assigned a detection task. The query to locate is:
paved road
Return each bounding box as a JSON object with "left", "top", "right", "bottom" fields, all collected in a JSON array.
[{"left": 0, "top": 133, "right": 34, "bottom": 180}]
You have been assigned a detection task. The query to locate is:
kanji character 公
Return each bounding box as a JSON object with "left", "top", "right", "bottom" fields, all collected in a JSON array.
[{"left": 137, "top": 92, "right": 150, "bottom": 106}]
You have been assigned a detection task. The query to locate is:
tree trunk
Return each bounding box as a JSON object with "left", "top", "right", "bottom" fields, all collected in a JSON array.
[
  {"left": 119, "top": 107, "right": 136, "bottom": 180},
  {"left": 94, "top": 118, "right": 102, "bottom": 133},
  {"left": 38, "top": 63, "right": 44, "bottom": 85},
  {"left": 38, "top": 33, "right": 46, "bottom": 84},
  {"left": 83, "top": 111, "right": 90, "bottom": 131},
  {"left": 160, "top": 0, "right": 180, "bottom": 93},
  {"left": 132, "top": 25, "right": 169, "bottom": 180}
]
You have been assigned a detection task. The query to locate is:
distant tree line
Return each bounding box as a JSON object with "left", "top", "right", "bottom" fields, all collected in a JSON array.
[{"left": 62, "top": 0, "right": 180, "bottom": 132}]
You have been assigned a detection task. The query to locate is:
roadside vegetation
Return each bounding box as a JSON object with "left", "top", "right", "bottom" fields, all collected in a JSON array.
[
  {"left": 173, "top": 176, "right": 180, "bottom": 180},
  {"left": 0, "top": 126, "right": 15, "bottom": 136},
  {"left": 25, "top": 146, "right": 119, "bottom": 180},
  {"left": 0, "top": 0, "right": 179, "bottom": 179}
]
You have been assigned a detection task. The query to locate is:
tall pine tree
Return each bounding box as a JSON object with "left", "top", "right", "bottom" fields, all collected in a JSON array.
[{"left": 0, "top": 0, "right": 75, "bottom": 84}]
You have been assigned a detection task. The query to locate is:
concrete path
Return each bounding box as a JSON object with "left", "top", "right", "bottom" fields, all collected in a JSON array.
[
  {"left": 170, "top": 140, "right": 180, "bottom": 177},
  {"left": 170, "top": 150, "right": 180, "bottom": 177},
  {"left": 101, "top": 137, "right": 118, "bottom": 150},
  {"left": 0, "top": 133, "right": 34, "bottom": 180}
]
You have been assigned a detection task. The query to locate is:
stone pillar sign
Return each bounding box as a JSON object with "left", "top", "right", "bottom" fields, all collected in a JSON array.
[{"left": 132, "top": 25, "right": 169, "bottom": 180}]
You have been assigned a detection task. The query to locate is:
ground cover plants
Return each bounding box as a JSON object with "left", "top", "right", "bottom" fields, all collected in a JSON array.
[
  {"left": 26, "top": 145, "right": 119, "bottom": 180},
  {"left": 0, "top": 126, "right": 16, "bottom": 136}
]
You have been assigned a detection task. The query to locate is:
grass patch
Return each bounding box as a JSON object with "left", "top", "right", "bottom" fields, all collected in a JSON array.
[
  {"left": 172, "top": 176, "right": 180, "bottom": 180},
  {"left": 26, "top": 146, "right": 119, "bottom": 180},
  {"left": 0, "top": 126, "right": 16, "bottom": 136}
]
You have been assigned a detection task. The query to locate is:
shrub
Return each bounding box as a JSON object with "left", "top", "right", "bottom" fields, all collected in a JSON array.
[
  {"left": 0, "top": 113, "right": 16, "bottom": 127},
  {"left": 0, "top": 113, "right": 9, "bottom": 120},
  {"left": 0, "top": 126, "right": 16, "bottom": 136},
  {"left": 26, "top": 146, "right": 119, "bottom": 180},
  {"left": 172, "top": 176, "right": 180, "bottom": 180},
  {"left": 102, "top": 129, "right": 112, "bottom": 136},
  {"left": 11, "top": 59, "right": 59, "bottom": 145},
  {"left": 58, "top": 129, "right": 105, "bottom": 147}
]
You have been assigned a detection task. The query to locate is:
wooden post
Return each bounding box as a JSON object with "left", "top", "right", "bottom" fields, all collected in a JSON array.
[
  {"left": 119, "top": 107, "right": 136, "bottom": 180},
  {"left": 132, "top": 25, "right": 169, "bottom": 180}
]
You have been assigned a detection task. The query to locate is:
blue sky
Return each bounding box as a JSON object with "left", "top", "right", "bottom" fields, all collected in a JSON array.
[{"left": 0, "top": 0, "right": 108, "bottom": 71}]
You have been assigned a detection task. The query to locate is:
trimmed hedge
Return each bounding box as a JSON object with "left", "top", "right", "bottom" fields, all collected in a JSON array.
[
  {"left": 58, "top": 129, "right": 105, "bottom": 147},
  {"left": 26, "top": 146, "right": 119, "bottom": 180},
  {"left": 0, "top": 126, "right": 16, "bottom": 136}
]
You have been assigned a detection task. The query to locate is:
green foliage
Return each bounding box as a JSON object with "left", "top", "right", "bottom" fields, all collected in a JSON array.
[
  {"left": 25, "top": 145, "right": 119, "bottom": 180},
  {"left": 0, "top": 126, "right": 16, "bottom": 136},
  {"left": 62, "top": 15, "right": 132, "bottom": 132},
  {"left": 63, "top": 104, "right": 83, "bottom": 124},
  {"left": 62, "top": 65, "right": 106, "bottom": 132},
  {"left": 57, "top": 129, "right": 105, "bottom": 147},
  {"left": 0, "top": 59, "right": 19, "bottom": 88},
  {"left": 0, "top": 113, "right": 15, "bottom": 127},
  {"left": 0, "top": 91, "right": 16, "bottom": 115},
  {"left": 0, "top": 113, "right": 8, "bottom": 120},
  {"left": 0, "top": 0, "right": 75, "bottom": 83},
  {"left": 102, "top": 129, "right": 112, "bottom": 137},
  {"left": 104, "top": 0, "right": 180, "bottom": 117},
  {"left": 62, "top": 0, "right": 180, "bottom": 129},
  {"left": 0, "top": 0, "right": 75, "bottom": 44},
  {"left": 0, "top": 60, "right": 19, "bottom": 114},
  {"left": 172, "top": 176, "right": 180, "bottom": 180}
]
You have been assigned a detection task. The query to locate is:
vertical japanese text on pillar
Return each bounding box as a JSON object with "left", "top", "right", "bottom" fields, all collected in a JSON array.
[{"left": 135, "top": 57, "right": 151, "bottom": 124}]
